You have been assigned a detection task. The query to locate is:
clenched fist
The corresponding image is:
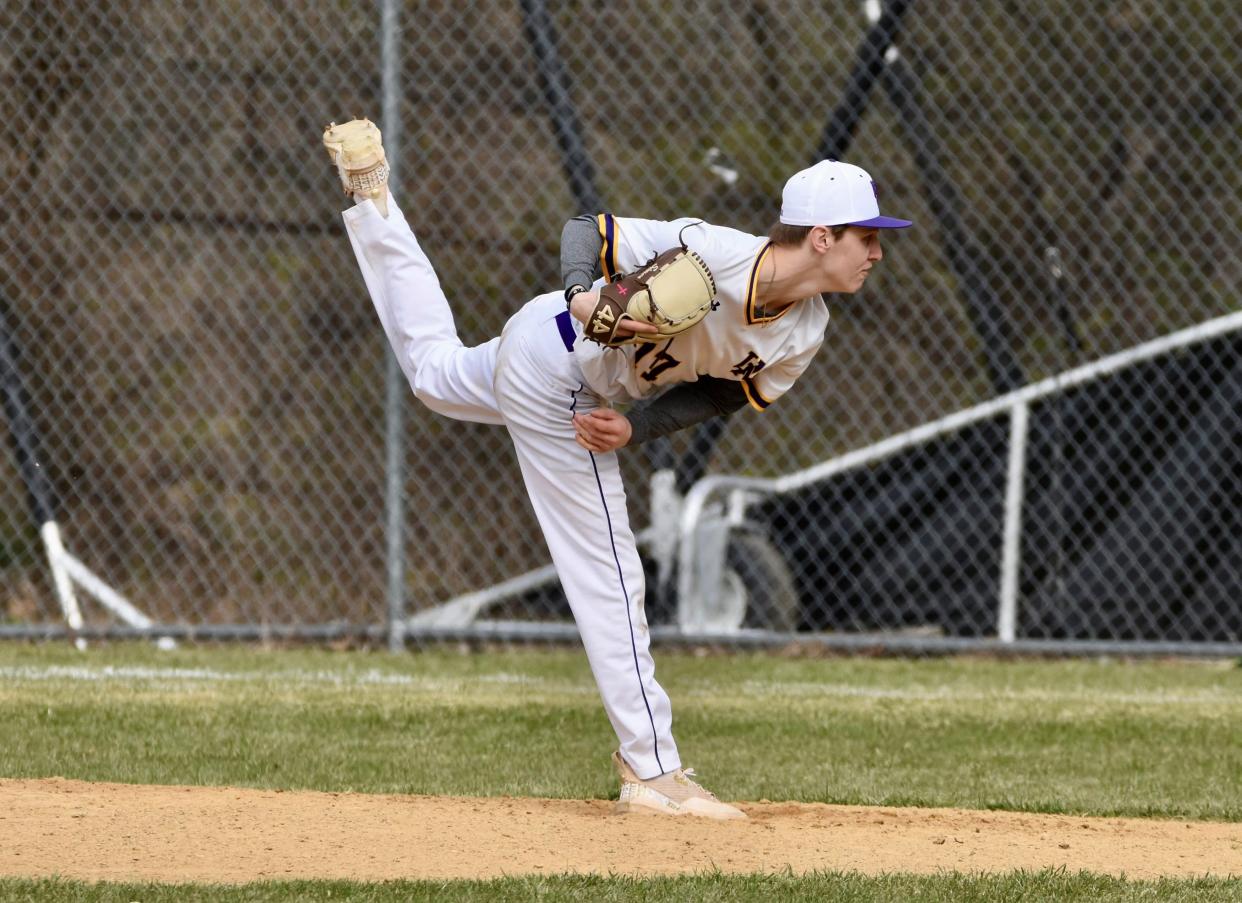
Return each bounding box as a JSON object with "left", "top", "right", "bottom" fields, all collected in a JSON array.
[{"left": 572, "top": 408, "right": 633, "bottom": 453}]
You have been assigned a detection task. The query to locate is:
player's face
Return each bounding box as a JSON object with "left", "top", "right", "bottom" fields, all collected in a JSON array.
[{"left": 823, "top": 226, "right": 883, "bottom": 293}]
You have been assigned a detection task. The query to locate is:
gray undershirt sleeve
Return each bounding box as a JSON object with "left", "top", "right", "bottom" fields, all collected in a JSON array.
[
  {"left": 626, "top": 376, "right": 749, "bottom": 446},
  {"left": 561, "top": 214, "right": 604, "bottom": 295}
]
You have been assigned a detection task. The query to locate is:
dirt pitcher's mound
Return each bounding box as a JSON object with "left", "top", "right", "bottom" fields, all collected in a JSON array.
[{"left": 2, "top": 778, "right": 1239, "bottom": 883}]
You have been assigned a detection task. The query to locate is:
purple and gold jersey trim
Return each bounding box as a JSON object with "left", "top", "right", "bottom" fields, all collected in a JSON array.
[
  {"left": 597, "top": 214, "right": 619, "bottom": 282},
  {"left": 740, "top": 376, "right": 772, "bottom": 411},
  {"left": 744, "top": 242, "right": 793, "bottom": 325}
]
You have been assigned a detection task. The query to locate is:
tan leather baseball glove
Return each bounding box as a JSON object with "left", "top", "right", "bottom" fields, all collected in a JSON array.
[{"left": 583, "top": 247, "right": 717, "bottom": 347}]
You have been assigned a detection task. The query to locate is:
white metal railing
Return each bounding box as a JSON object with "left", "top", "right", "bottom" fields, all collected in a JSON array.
[
  {"left": 676, "top": 309, "right": 1242, "bottom": 636},
  {"left": 40, "top": 520, "right": 168, "bottom": 649}
]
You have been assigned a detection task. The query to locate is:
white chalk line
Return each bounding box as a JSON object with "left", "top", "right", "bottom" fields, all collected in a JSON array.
[
  {"left": 736, "top": 680, "right": 1241, "bottom": 707},
  {"left": 0, "top": 664, "right": 1237, "bottom": 706},
  {"left": 0, "top": 664, "right": 572, "bottom": 693}
]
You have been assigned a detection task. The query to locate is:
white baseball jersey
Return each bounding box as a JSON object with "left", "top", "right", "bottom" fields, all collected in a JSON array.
[{"left": 576, "top": 215, "right": 830, "bottom": 410}]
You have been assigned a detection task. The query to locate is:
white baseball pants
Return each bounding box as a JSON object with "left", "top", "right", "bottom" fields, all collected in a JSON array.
[{"left": 343, "top": 196, "right": 680, "bottom": 779}]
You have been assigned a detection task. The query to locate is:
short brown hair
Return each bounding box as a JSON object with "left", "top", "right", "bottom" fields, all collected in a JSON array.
[{"left": 767, "top": 222, "right": 849, "bottom": 247}]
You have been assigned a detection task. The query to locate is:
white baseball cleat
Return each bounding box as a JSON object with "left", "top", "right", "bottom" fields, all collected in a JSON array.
[
  {"left": 322, "top": 117, "right": 390, "bottom": 217},
  {"left": 612, "top": 751, "right": 747, "bottom": 820}
]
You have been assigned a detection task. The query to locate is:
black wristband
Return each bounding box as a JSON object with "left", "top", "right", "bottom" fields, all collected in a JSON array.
[{"left": 564, "top": 284, "right": 588, "bottom": 306}]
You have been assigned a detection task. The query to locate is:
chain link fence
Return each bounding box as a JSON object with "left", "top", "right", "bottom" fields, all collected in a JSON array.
[{"left": 1, "top": 0, "right": 1238, "bottom": 649}]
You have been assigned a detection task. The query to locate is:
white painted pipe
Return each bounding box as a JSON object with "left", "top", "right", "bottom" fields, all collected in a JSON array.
[
  {"left": 40, "top": 521, "right": 84, "bottom": 649},
  {"left": 998, "top": 401, "right": 1030, "bottom": 643}
]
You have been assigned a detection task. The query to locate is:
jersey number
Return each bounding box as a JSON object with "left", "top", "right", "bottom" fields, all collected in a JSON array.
[
  {"left": 641, "top": 350, "right": 680, "bottom": 382},
  {"left": 635, "top": 342, "right": 681, "bottom": 382}
]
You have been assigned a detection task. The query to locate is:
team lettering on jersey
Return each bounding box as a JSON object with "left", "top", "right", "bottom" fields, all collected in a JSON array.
[{"left": 730, "top": 351, "right": 766, "bottom": 379}]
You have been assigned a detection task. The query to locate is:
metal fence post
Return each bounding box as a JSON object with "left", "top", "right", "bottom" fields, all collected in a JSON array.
[{"left": 381, "top": 0, "right": 406, "bottom": 653}]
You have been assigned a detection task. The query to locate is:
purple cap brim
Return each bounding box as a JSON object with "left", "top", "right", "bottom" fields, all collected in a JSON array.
[{"left": 848, "top": 215, "right": 913, "bottom": 229}]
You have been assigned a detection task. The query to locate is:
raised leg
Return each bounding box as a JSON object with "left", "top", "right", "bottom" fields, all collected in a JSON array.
[{"left": 343, "top": 196, "right": 503, "bottom": 425}]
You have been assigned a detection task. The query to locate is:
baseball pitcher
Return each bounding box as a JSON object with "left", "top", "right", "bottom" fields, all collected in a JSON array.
[{"left": 324, "top": 118, "right": 911, "bottom": 819}]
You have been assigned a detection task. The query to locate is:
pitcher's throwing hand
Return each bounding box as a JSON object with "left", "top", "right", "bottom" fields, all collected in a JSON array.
[{"left": 573, "top": 409, "right": 633, "bottom": 453}]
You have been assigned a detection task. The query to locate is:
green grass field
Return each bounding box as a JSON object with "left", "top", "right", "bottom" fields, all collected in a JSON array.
[{"left": 2, "top": 642, "right": 1240, "bottom": 900}]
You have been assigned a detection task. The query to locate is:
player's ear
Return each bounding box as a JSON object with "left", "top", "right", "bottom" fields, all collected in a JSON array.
[{"left": 807, "top": 225, "right": 835, "bottom": 254}]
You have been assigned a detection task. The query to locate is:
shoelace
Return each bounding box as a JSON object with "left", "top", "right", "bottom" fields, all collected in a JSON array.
[{"left": 677, "top": 768, "right": 721, "bottom": 801}]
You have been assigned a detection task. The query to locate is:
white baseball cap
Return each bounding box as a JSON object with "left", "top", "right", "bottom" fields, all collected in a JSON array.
[{"left": 779, "top": 160, "right": 912, "bottom": 229}]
